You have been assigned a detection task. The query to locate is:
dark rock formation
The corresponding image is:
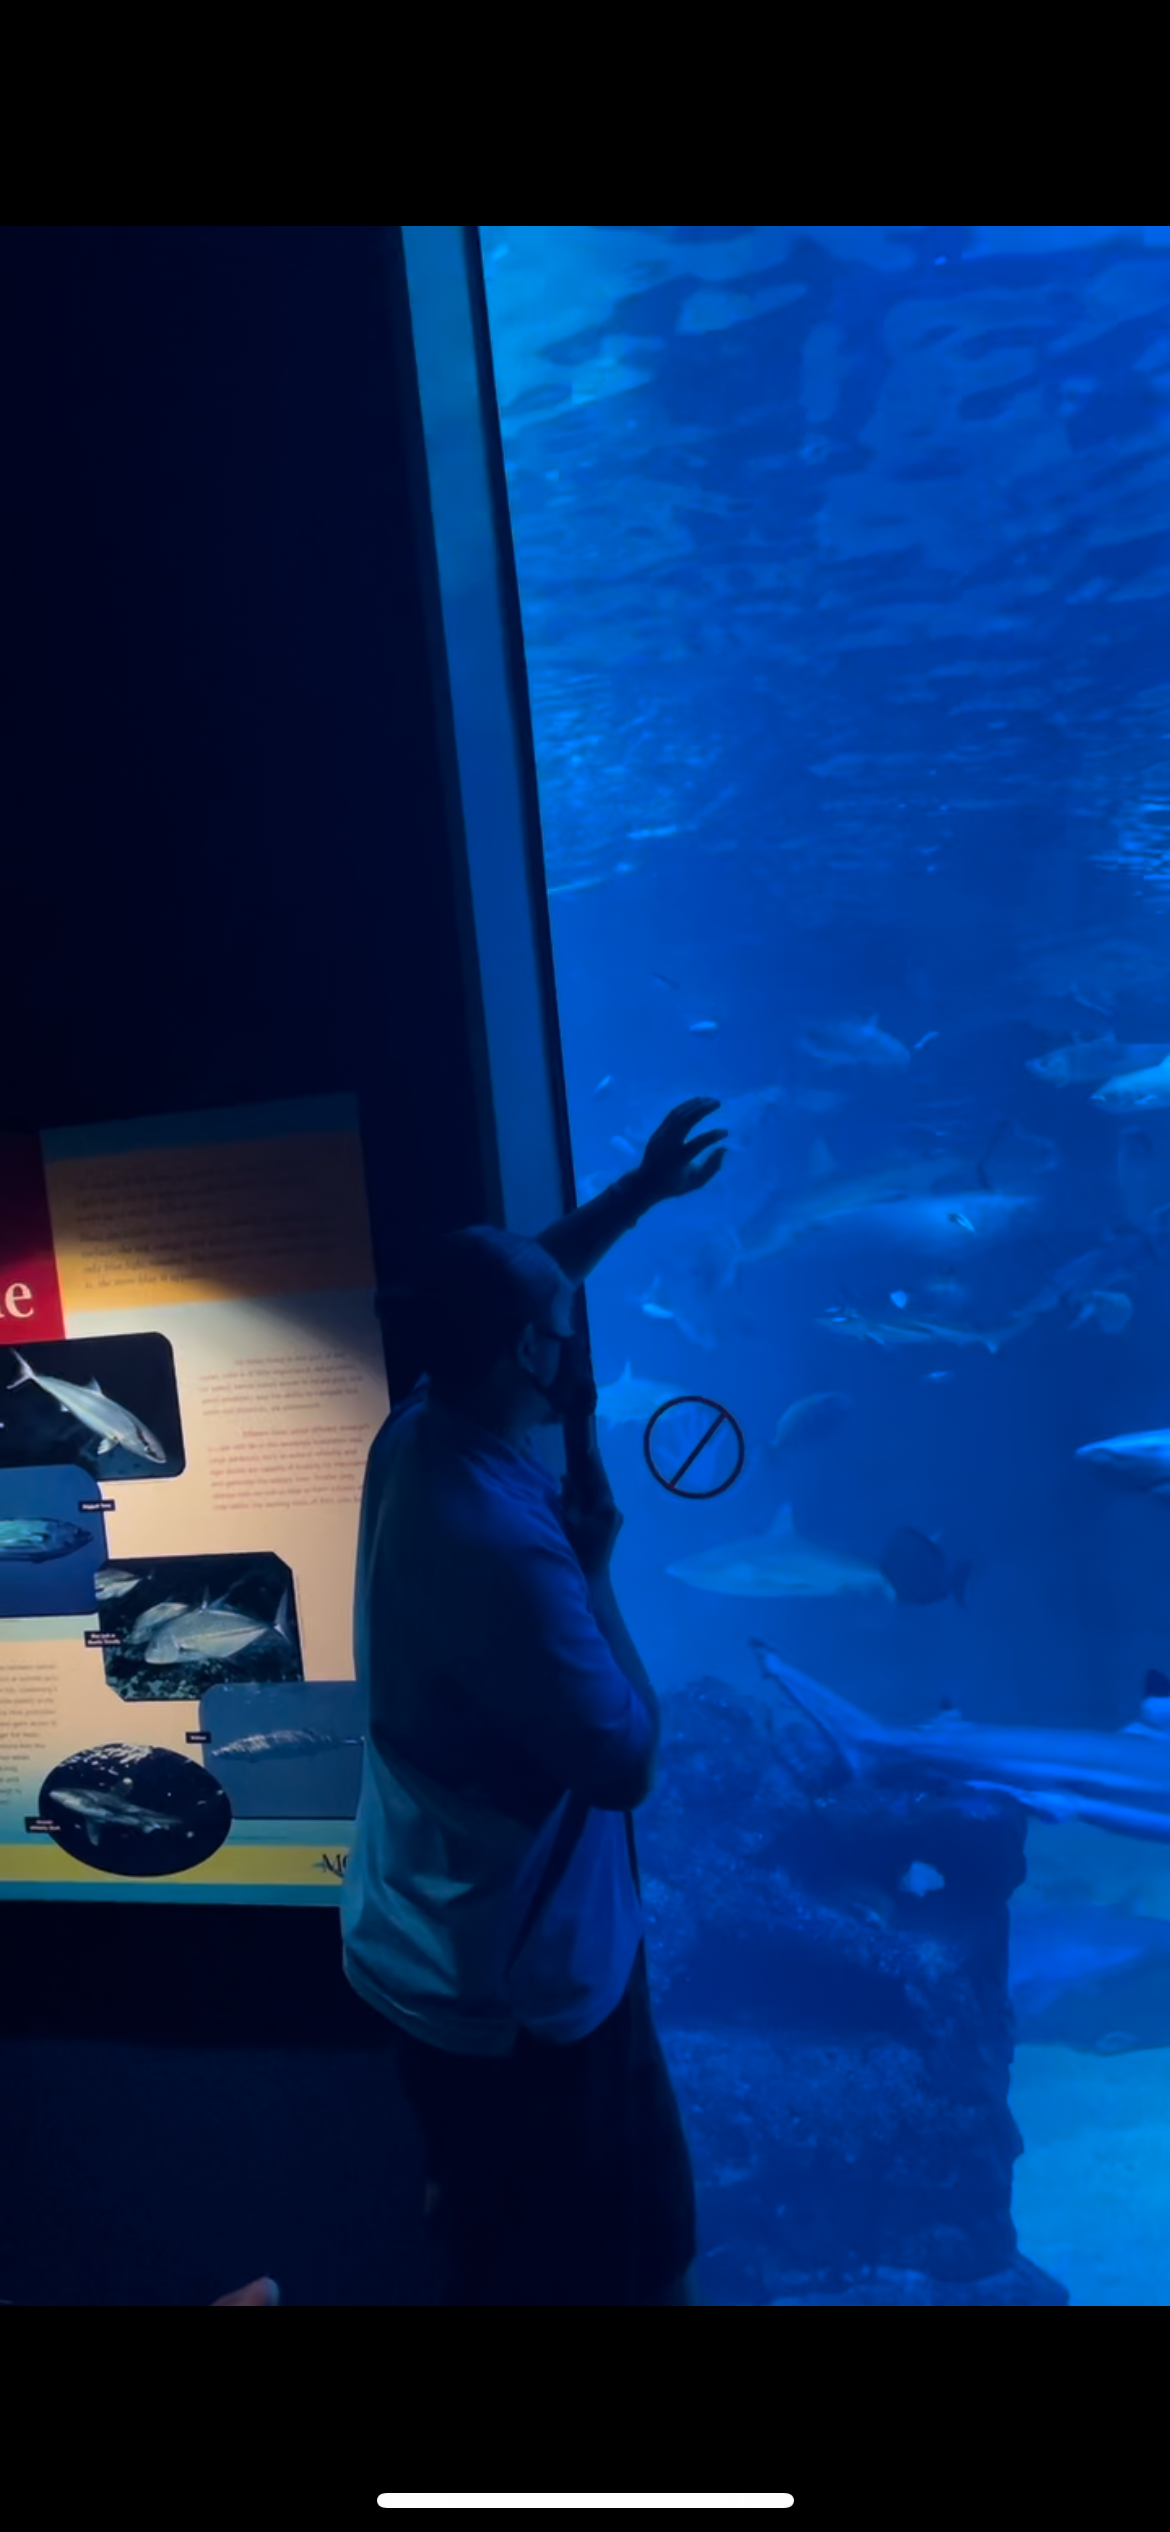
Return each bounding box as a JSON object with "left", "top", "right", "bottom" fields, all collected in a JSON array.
[{"left": 639, "top": 1675, "right": 1070, "bottom": 2307}]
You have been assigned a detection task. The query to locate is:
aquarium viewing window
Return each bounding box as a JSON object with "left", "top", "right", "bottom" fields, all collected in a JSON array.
[{"left": 478, "top": 224, "right": 1170, "bottom": 2308}]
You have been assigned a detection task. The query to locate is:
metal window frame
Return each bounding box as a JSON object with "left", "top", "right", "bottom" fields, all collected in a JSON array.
[{"left": 392, "top": 226, "right": 578, "bottom": 1251}]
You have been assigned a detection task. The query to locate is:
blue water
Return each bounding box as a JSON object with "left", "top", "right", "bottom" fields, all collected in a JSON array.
[{"left": 481, "top": 226, "right": 1170, "bottom": 2305}]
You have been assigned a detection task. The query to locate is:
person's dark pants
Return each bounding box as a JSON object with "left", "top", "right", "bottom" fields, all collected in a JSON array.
[{"left": 387, "top": 1942, "right": 698, "bottom": 2306}]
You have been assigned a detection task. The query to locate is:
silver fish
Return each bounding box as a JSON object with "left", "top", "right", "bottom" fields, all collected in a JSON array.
[
  {"left": 211, "top": 1729, "right": 360, "bottom": 1762},
  {"left": 0, "top": 1516, "right": 92, "bottom": 1563},
  {"left": 752, "top": 1644, "right": 1170, "bottom": 1846},
  {"left": 143, "top": 1587, "right": 292, "bottom": 1667},
  {"left": 668, "top": 1502, "right": 895, "bottom": 1602},
  {"left": 95, "top": 1567, "right": 144, "bottom": 1600},
  {"left": 49, "top": 1785, "right": 186, "bottom": 1847},
  {"left": 124, "top": 1598, "right": 192, "bottom": 1647},
  {"left": 1093, "top": 1056, "right": 1170, "bottom": 1114},
  {"left": 6, "top": 1352, "right": 166, "bottom": 1464},
  {"left": 1025, "top": 1035, "right": 1161, "bottom": 1088}
]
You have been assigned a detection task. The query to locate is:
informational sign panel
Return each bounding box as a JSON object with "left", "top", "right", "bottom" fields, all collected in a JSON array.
[{"left": 0, "top": 1097, "right": 388, "bottom": 1903}]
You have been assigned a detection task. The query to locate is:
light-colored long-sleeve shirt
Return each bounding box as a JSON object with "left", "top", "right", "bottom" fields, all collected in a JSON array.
[{"left": 340, "top": 1378, "right": 652, "bottom": 2056}]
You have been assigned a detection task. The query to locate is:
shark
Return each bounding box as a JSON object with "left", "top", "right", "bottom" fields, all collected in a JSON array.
[
  {"left": 48, "top": 1784, "right": 188, "bottom": 1847},
  {"left": 830, "top": 1186, "right": 1037, "bottom": 1252},
  {"left": 1075, "top": 1431, "right": 1170, "bottom": 1497},
  {"left": 6, "top": 1351, "right": 167, "bottom": 1464},
  {"left": 634, "top": 1124, "right": 1020, "bottom": 1347},
  {"left": 799, "top": 1015, "right": 911, "bottom": 1069},
  {"left": 668, "top": 1503, "right": 896, "bottom": 1602},
  {"left": 816, "top": 1299, "right": 1009, "bottom": 1353},
  {"left": 1008, "top": 1900, "right": 1170, "bottom": 2028},
  {"left": 751, "top": 1643, "right": 1170, "bottom": 1845},
  {"left": 699, "top": 1132, "right": 1010, "bottom": 1286},
  {"left": 596, "top": 1364, "right": 681, "bottom": 1429}
]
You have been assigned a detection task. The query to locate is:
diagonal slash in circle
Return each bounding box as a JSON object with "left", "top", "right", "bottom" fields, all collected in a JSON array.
[{"left": 643, "top": 1396, "right": 746, "bottom": 1500}]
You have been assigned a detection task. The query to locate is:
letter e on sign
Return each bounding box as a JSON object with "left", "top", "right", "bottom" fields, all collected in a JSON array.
[{"left": 4, "top": 1283, "right": 34, "bottom": 1319}]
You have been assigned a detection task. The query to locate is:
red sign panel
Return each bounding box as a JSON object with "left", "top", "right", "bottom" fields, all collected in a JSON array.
[{"left": 0, "top": 1132, "right": 65, "bottom": 1341}]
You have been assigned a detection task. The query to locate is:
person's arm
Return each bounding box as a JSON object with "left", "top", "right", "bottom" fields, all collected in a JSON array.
[
  {"left": 533, "top": 1097, "right": 730, "bottom": 1287},
  {"left": 534, "top": 1171, "right": 650, "bottom": 1286}
]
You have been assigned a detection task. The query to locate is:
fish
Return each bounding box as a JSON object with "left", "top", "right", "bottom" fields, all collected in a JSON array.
[
  {"left": 210, "top": 1729, "right": 361, "bottom": 1762},
  {"left": 6, "top": 1352, "right": 167, "bottom": 1464},
  {"left": 0, "top": 1516, "right": 92, "bottom": 1563},
  {"left": 771, "top": 1392, "right": 855, "bottom": 1450},
  {"left": 667, "top": 1502, "right": 896, "bottom": 1602},
  {"left": 124, "top": 1598, "right": 192, "bottom": 1647},
  {"left": 95, "top": 1567, "right": 143, "bottom": 1600},
  {"left": 142, "top": 1587, "right": 293, "bottom": 1667},
  {"left": 1075, "top": 1432, "right": 1170, "bottom": 1497},
  {"left": 705, "top": 1143, "right": 981, "bottom": 1277},
  {"left": 1028, "top": 1035, "right": 1170, "bottom": 1088},
  {"left": 799, "top": 1015, "right": 911, "bottom": 1069},
  {"left": 879, "top": 1527, "right": 972, "bottom": 1608},
  {"left": 48, "top": 1784, "right": 187, "bottom": 1847},
  {"left": 690, "top": 1021, "right": 720, "bottom": 1035},
  {"left": 829, "top": 1186, "right": 1037, "bottom": 1251},
  {"left": 634, "top": 1275, "right": 719, "bottom": 1352},
  {"left": 750, "top": 1642, "right": 1170, "bottom": 1846},
  {"left": 596, "top": 1363, "right": 681, "bottom": 1429},
  {"left": 817, "top": 1299, "right": 1007, "bottom": 1353},
  {"left": 996, "top": 1219, "right": 1170, "bottom": 1344},
  {"left": 610, "top": 1135, "right": 639, "bottom": 1159},
  {"left": 593, "top": 1076, "right": 615, "bottom": 1096},
  {"left": 1008, "top": 1903, "right": 1170, "bottom": 2023},
  {"left": 914, "top": 1034, "right": 939, "bottom": 1053},
  {"left": 1093, "top": 1055, "right": 1170, "bottom": 1113},
  {"left": 1068, "top": 1289, "right": 1134, "bottom": 1336},
  {"left": 923, "top": 1371, "right": 955, "bottom": 1384}
]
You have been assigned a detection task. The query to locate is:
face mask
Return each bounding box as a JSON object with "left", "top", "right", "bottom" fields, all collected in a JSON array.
[{"left": 527, "top": 1326, "right": 598, "bottom": 1423}]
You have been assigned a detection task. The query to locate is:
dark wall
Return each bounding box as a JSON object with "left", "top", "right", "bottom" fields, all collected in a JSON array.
[{"left": 0, "top": 223, "right": 491, "bottom": 2302}]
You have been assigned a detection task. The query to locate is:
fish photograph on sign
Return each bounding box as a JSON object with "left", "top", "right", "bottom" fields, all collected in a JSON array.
[
  {"left": 0, "top": 1335, "right": 184, "bottom": 1480},
  {"left": 38, "top": 1742, "right": 231, "bottom": 1879},
  {"left": 199, "top": 1680, "right": 365, "bottom": 1820},
  {"left": 96, "top": 1552, "right": 303, "bottom": 1701},
  {"left": 0, "top": 1463, "right": 105, "bottom": 1620}
]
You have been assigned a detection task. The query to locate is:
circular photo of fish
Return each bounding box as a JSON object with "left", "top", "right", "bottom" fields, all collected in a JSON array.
[{"left": 39, "top": 1744, "right": 232, "bottom": 1878}]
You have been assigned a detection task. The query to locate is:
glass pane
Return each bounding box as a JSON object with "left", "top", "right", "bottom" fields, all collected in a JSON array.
[{"left": 482, "top": 225, "right": 1170, "bottom": 2307}]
